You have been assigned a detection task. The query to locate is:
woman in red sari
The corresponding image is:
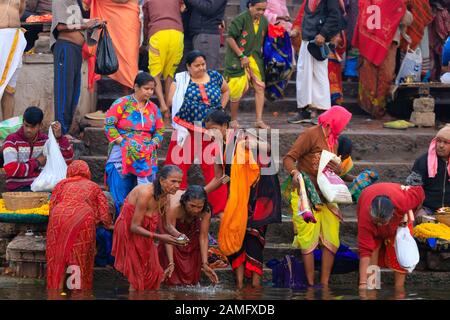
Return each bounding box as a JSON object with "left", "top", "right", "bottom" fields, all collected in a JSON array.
[
  {"left": 112, "top": 165, "right": 187, "bottom": 291},
  {"left": 357, "top": 183, "right": 425, "bottom": 290},
  {"left": 352, "top": 0, "right": 410, "bottom": 118},
  {"left": 46, "top": 160, "right": 113, "bottom": 291}
]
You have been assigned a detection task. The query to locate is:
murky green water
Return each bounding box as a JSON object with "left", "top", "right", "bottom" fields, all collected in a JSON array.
[{"left": 1, "top": 277, "right": 450, "bottom": 300}]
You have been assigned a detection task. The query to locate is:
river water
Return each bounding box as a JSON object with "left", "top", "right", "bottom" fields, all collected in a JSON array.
[{"left": 1, "top": 277, "right": 450, "bottom": 300}]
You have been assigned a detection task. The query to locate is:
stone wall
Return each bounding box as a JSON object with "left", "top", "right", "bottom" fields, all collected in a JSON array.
[
  {"left": 11, "top": 54, "right": 54, "bottom": 127},
  {"left": 5, "top": 54, "right": 95, "bottom": 130}
]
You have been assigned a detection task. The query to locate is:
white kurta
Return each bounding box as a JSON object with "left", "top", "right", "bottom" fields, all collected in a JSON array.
[
  {"left": 0, "top": 28, "right": 27, "bottom": 98},
  {"left": 296, "top": 40, "right": 331, "bottom": 110}
]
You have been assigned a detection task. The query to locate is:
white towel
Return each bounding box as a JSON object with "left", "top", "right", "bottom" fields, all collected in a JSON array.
[{"left": 172, "top": 71, "right": 191, "bottom": 146}]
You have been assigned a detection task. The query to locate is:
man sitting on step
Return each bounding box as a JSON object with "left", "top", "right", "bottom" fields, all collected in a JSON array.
[
  {"left": 2, "top": 106, "right": 73, "bottom": 191},
  {"left": 406, "top": 125, "right": 450, "bottom": 221}
]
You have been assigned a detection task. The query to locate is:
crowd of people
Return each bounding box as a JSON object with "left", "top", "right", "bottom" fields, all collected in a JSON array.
[{"left": 0, "top": 0, "right": 450, "bottom": 295}]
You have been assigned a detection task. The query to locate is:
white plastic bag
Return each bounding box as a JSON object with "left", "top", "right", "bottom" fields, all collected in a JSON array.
[
  {"left": 395, "top": 47, "right": 422, "bottom": 85},
  {"left": 394, "top": 226, "right": 420, "bottom": 273},
  {"left": 317, "top": 150, "right": 352, "bottom": 204},
  {"left": 31, "top": 126, "right": 68, "bottom": 192}
]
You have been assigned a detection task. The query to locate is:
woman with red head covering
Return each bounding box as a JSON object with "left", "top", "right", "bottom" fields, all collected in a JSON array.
[
  {"left": 46, "top": 160, "right": 113, "bottom": 291},
  {"left": 283, "top": 106, "right": 352, "bottom": 287}
]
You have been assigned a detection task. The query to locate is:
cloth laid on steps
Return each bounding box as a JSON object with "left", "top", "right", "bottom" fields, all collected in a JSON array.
[
  {"left": 348, "top": 169, "right": 379, "bottom": 202},
  {"left": 266, "top": 255, "right": 308, "bottom": 289},
  {"left": 313, "top": 244, "right": 359, "bottom": 274}
]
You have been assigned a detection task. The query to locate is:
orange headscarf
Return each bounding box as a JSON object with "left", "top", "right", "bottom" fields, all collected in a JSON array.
[{"left": 67, "top": 160, "right": 92, "bottom": 180}]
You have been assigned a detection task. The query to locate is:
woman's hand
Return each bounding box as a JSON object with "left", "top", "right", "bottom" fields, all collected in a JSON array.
[
  {"left": 314, "top": 34, "right": 326, "bottom": 46},
  {"left": 291, "top": 170, "right": 301, "bottom": 190},
  {"left": 157, "top": 233, "right": 187, "bottom": 246},
  {"left": 115, "top": 136, "right": 124, "bottom": 145},
  {"left": 326, "top": 160, "right": 342, "bottom": 175},
  {"left": 202, "top": 263, "right": 219, "bottom": 284},
  {"left": 290, "top": 29, "right": 299, "bottom": 38},
  {"left": 164, "top": 263, "right": 175, "bottom": 280},
  {"left": 240, "top": 56, "right": 250, "bottom": 69}
]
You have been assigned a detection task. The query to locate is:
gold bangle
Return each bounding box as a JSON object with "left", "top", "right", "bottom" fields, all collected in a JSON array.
[{"left": 168, "top": 262, "right": 175, "bottom": 267}]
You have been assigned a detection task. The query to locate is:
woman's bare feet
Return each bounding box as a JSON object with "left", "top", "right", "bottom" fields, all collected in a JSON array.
[
  {"left": 230, "top": 120, "right": 240, "bottom": 129},
  {"left": 255, "top": 120, "right": 270, "bottom": 130}
]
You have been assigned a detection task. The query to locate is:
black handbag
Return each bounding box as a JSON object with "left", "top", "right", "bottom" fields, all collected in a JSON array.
[{"left": 95, "top": 24, "right": 119, "bottom": 75}]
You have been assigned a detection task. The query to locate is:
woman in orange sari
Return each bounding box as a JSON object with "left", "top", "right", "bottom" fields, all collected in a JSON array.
[
  {"left": 87, "top": 0, "right": 140, "bottom": 89},
  {"left": 46, "top": 160, "right": 113, "bottom": 291}
]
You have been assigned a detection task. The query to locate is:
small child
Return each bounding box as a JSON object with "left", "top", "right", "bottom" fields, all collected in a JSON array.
[{"left": 338, "top": 135, "right": 356, "bottom": 182}]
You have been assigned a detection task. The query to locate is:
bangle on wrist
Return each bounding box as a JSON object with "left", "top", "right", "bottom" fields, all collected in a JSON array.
[
  {"left": 168, "top": 262, "right": 175, "bottom": 267},
  {"left": 239, "top": 53, "right": 245, "bottom": 59}
]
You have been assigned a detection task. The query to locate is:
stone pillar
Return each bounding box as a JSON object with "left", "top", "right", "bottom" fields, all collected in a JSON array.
[
  {"left": 410, "top": 97, "right": 435, "bottom": 127},
  {"left": 12, "top": 54, "right": 54, "bottom": 128}
]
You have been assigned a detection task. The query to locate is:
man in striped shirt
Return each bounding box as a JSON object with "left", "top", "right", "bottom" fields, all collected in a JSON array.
[{"left": 2, "top": 106, "right": 74, "bottom": 191}]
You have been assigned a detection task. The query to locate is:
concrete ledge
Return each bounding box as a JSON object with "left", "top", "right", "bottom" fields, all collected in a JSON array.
[{"left": 22, "top": 53, "right": 53, "bottom": 64}]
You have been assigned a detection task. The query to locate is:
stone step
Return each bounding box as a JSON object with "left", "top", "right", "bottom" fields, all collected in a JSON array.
[
  {"left": 80, "top": 151, "right": 414, "bottom": 186},
  {"left": 80, "top": 119, "right": 434, "bottom": 162},
  {"left": 91, "top": 267, "right": 450, "bottom": 289}
]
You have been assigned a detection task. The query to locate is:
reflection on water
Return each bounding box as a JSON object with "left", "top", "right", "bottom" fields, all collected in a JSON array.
[{"left": 1, "top": 278, "right": 450, "bottom": 300}]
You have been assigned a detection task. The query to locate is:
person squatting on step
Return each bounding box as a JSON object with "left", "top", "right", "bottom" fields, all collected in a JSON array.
[
  {"left": 283, "top": 106, "right": 352, "bottom": 287},
  {"left": 406, "top": 124, "right": 450, "bottom": 222}
]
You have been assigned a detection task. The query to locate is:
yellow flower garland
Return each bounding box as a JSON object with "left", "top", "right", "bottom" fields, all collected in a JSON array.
[
  {"left": 413, "top": 222, "right": 450, "bottom": 241},
  {"left": 0, "top": 199, "right": 49, "bottom": 216}
]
